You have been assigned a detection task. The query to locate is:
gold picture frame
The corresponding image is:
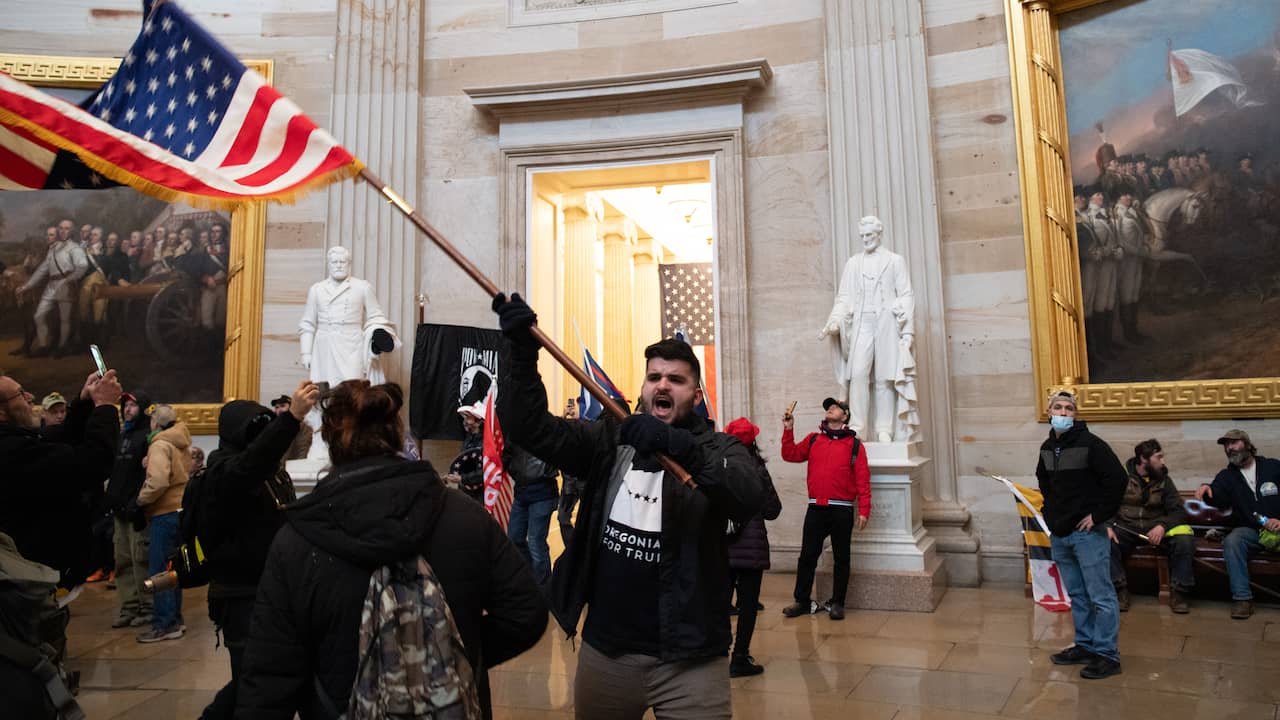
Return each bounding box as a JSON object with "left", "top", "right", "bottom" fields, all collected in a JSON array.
[
  {"left": 0, "top": 53, "right": 267, "bottom": 434},
  {"left": 1003, "top": 0, "right": 1280, "bottom": 421}
]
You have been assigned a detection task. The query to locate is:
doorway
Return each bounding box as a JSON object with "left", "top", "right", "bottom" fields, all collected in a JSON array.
[{"left": 526, "top": 158, "right": 720, "bottom": 421}]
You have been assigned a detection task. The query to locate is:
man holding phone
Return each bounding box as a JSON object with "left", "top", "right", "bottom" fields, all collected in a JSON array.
[
  {"left": 0, "top": 368, "right": 123, "bottom": 588},
  {"left": 780, "top": 398, "right": 871, "bottom": 621}
]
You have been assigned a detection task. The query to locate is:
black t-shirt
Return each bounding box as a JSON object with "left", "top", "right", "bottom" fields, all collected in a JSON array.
[{"left": 583, "top": 463, "right": 663, "bottom": 657}]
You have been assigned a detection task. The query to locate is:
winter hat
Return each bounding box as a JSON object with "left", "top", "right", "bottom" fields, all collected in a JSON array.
[{"left": 724, "top": 417, "right": 760, "bottom": 446}]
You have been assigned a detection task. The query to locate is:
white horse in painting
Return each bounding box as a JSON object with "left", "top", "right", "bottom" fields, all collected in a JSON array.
[{"left": 1139, "top": 187, "right": 1207, "bottom": 279}]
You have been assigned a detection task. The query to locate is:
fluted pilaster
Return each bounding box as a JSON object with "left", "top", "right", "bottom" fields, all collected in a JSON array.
[
  {"left": 601, "top": 218, "right": 637, "bottom": 398},
  {"left": 324, "top": 0, "right": 422, "bottom": 387},
  {"left": 824, "top": 0, "right": 976, "bottom": 576}
]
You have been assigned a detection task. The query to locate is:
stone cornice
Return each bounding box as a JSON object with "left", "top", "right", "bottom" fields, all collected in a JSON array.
[{"left": 464, "top": 59, "right": 772, "bottom": 117}]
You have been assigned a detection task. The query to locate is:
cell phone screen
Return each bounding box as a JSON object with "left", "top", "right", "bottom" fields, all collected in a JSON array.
[{"left": 90, "top": 344, "right": 107, "bottom": 377}]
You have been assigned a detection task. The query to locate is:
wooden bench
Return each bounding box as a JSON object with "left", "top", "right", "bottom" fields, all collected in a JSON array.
[{"left": 1125, "top": 490, "right": 1280, "bottom": 604}]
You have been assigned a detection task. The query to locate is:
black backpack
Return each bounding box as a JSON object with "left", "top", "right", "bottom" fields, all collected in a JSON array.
[
  {"left": 173, "top": 468, "right": 214, "bottom": 589},
  {"left": 808, "top": 432, "right": 862, "bottom": 465}
]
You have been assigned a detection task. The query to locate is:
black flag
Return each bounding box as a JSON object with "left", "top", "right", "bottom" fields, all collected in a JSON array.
[{"left": 409, "top": 323, "right": 503, "bottom": 441}]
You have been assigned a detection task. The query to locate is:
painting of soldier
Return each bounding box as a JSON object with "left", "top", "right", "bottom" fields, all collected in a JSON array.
[
  {"left": 0, "top": 187, "right": 231, "bottom": 404},
  {"left": 1060, "top": 0, "right": 1280, "bottom": 383}
]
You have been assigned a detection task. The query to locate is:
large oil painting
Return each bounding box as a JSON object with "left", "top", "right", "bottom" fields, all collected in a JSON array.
[
  {"left": 0, "top": 189, "right": 231, "bottom": 405},
  {"left": 1060, "top": 0, "right": 1280, "bottom": 384}
]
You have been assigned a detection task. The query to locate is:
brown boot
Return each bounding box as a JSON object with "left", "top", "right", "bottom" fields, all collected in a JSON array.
[
  {"left": 1116, "top": 586, "right": 1131, "bottom": 612},
  {"left": 1169, "top": 589, "right": 1189, "bottom": 614},
  {"left": 1231, "top": 600, "right": 1253, "bottom": 619}
]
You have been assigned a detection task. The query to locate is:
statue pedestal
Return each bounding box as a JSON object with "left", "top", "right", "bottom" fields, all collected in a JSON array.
[
  {"left": 814, "top": 441, "right": 947, "bottom": 612},
  {"left": 285, "top": 458, "right": 328, "bottom": 497}
]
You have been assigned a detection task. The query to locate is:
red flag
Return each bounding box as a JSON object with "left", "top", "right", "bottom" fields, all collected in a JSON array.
[
  {"left": 0, "top": 1, "right": 360, "bottom": 206},
  {"left": 482, "top": 390, "right": 513, "bottom": 530}
]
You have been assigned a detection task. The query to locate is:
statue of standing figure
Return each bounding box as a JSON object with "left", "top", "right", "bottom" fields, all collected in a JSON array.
[
  {"left": 297, "top": 246, "right": 400, "bottom": 460},
  {"left": 819, "top": 216, "right": 919, "bottom": 443}
]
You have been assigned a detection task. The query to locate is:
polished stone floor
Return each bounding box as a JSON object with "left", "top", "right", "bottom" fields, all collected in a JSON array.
[{"left": 65, "top": 573, "right": 1280, "bottom": 719}]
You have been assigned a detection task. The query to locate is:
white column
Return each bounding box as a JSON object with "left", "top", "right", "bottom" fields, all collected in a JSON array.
[
  {"left": 324, "top": 0, "right": 422, "bottom": 389},
  {"left": 824, "top": 0, "right": 977, "bottom": 583},
  {"left": 601, "top": 218, "right": 637, "bottom": 397}
]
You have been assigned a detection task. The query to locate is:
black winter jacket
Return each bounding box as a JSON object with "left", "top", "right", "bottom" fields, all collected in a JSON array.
[
  {"left": 728, "top": 458, "right": 782, "bottom": 570},
  {"left": 236, "top": 456, "right": 547, "bottom": 720},
  {"left": 498, "top": 342, "right": 764, "bottom": 662},
  {"left": 103, "top": 412, "right": 151, "bottom": 513},
  {"left": 204, "top": 400, "right": 301, "bottom": 596},
  {"left": 1035, "top": 421, "right": 1127, "bottom": 536},
  {"left": 0, "top": 398, "right": 118, "bottom": 587},
  {"left": 1205, "top": 455, "right": 1280, "bottom": 527}
]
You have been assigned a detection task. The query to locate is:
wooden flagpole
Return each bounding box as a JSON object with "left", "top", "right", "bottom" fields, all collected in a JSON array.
[{"left": 357, "top": 167, "right": 695, "bottom": 487}]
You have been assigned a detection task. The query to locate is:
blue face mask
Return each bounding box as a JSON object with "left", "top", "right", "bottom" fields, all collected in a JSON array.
[{"left": 1050, "top": 415, "right": 1074, "bottom": 433}]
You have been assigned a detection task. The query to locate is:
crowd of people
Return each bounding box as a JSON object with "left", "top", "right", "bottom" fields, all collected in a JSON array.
[
  {"left": 3, "top": 216, "right": 230, "bottom": 358},
  {"left": 1037, "top": 388, "right": 1280, "bottom": 682},
  {"left": 2, "top": 290, "right": 1279, "bottom": 719}
]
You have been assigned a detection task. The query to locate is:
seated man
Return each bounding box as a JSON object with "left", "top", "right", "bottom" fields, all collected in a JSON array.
[
  {"left": 1108, "top": 439, "right": 1196, "bottom": 613},
  {"left": 1195, "top": 429, "right": 1280, "bottom": 619}
]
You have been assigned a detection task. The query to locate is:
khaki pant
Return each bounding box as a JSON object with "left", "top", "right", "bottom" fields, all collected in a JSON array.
[
  {"left": 574, "top": 640, "right": 730, "bottom": 720},
  {"left": 113, "top": 516, "right": 153, "bottom": 619}
]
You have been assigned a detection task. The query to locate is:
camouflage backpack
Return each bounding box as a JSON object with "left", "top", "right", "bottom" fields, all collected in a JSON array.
[{"left": 343, "top": 556, "right": 482, "bottom": 720}]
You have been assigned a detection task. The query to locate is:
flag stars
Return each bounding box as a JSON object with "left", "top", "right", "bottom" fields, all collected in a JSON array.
[
  {"left": 143, "top": 129, "right": 154, "bottom": 142},
  {"left": 187, "top": 118, "right": 198, "bottom": 133},
  {"left": 221, "top": 74, "right": 232, "bottom": 89},
  {"left": 186, "top": 91, "right": 198, "bottom": 107},
  {"left": 207, "top": 110, "right": 219, "bottom": 125},
  {"left": 143, "top": 20, "right": 154, "bottom": 35},
  {"left": 123, "top": 52, "right": 135, "bottom": 67},
  {"left": 167, "top": 72, "right": 177, "bottom": 88},
  {"left": 164, "top": 123, "right": 176, "bottom": 138},
  {"left": 89, "top": 173, "right": 103, "bottom": 187},
  {"left": 145, "top": 49, "right": 159, "bottom": 64},
  {"left": 183, "top": 142, "right": 196, "bottom": 157},
  {"left": 125, "top": 79, "right": 136, "bottom": 95},
  {"left": 147, "top": 78, "right": 159, "bottom": 93},
  {"left": 181, "top": 38, "right": 191, "bottom": 53},
  {"left": 161, "top": 16, "right": 174, "bottom": 33},
  {"left": 184, "top": 66, "right": 195, "bottom": 81},
  {"left": 98, "top": 108, "right": 112, "bottom": 121},
  {"left": 200, "top": 56, "right": 212, "bottom": 72},
  {"left": 124, "top": 107, "right": 137, "bottom": 123},
  {"left": 167, "top": 99, "right": 178, "bottom": 113},
  {"left": 166, "top": 46, "right": 178, "bottom": 61}
]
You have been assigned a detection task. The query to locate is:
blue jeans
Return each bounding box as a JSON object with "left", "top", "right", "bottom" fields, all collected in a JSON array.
[
  {"left": 508, "top": 496, "right": 557, "bottom": 584},
  {"left": 1051, "top": 528, "right": 1119, "bottom": 662},
  {"left": 147, "top": 511, "right": 182, "bottom": 630},
  {"left": 1223, "top": 526, "right": 1263, "bottom": 601}
]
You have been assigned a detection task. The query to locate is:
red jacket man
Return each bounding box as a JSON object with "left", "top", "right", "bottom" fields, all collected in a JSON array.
[{"left": 779, "top": 397, "right": 871, "bottom": 620}]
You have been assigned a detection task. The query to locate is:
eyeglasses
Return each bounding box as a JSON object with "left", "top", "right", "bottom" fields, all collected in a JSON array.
[{"left": 0, "top": 387, "right": 34, "bottom": 404}]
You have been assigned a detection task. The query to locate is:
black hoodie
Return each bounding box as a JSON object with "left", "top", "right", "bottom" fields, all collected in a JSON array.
[
  {"left": 103, "top": 391, "right": 152, "bottom": 512},
  {"left": 203, "top": 399, "right": 301, "bottom": 595},
  {"left": 1035, "top": 420, "right": 1127, "bottom": 536},
  {"left": 236, "top": 456, "right": 548, "bottom": 720}
]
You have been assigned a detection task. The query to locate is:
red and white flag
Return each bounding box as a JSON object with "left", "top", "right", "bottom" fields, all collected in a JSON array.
[
  {"left": 0, "top": 1, "right": 360, "bottom": 207},
  {"left": 481, "top": 389, "right": 513, "bottom": 531}
]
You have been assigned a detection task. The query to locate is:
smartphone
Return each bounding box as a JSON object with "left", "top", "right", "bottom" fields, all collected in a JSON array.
[
  {"left": 90, "top": 344, "right": 107, "bottom": 378},
  {"left": 315, "top": 381, "right": 331, "bottom": 397}
]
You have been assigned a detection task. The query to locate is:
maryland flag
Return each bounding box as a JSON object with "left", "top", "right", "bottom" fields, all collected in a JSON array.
[{"left": 995, "top": 475, "right": 1072, "bottom": 612}]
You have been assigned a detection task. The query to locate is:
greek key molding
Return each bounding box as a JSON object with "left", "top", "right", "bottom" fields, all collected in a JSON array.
[{"left": 0, "top": 53, "right": 120, "bottom": 89}]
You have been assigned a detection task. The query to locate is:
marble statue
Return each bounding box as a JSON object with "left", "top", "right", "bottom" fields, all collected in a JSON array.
[
  {"left": 819, "top": 215, "right": 919, "bottom": 443},
  {"left": 297, "top": 246, "right": 400, "bottom": 460}
]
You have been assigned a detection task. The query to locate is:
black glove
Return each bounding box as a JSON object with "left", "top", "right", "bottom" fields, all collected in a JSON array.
[
  {"left": 491, "top": 292, "right": 539, "bottom": 349},
  {"left": 620, "top": 414, "right": 702, "bottom": 467}
]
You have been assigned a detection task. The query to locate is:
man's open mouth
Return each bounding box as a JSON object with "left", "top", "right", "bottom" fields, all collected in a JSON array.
[{"left": 653, "top": 396, "right": 674, "bottom": 411}]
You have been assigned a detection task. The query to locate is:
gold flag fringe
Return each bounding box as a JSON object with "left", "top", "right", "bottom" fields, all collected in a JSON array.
[{"left": 0, "top": 104, "right": 364, "bottom": 211}]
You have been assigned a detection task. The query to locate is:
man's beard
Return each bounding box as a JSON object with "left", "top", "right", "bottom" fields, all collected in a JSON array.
[{"left": 1228, "top": 450, "right": 1252, "bottom": 467}]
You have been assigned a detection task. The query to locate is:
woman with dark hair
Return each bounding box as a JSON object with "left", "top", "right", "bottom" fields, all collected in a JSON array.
[
  {"left": 723, "top": 417, "right": 782, "bottom": 678},
  {"left": 237, "top": 380, "right": 548, "bottom": 719}
]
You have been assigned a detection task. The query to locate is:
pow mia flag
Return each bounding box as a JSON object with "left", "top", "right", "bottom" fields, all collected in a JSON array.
[{"left": 409, "top": 323, "right": 502, "bottom": 441}]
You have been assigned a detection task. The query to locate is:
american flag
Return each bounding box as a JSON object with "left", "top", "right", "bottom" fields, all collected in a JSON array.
[
  {"left": 659, "top": 262, "right": 717, "bottom": 420},
  {"left": 659, "top": 263, "right": 715, "bottom": 345},
  {"left": 481, "top": 389, "right": 513, "bottom": 531},
  {"left": 0, "top": 1, "right": 360, "bottom": 206}
]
